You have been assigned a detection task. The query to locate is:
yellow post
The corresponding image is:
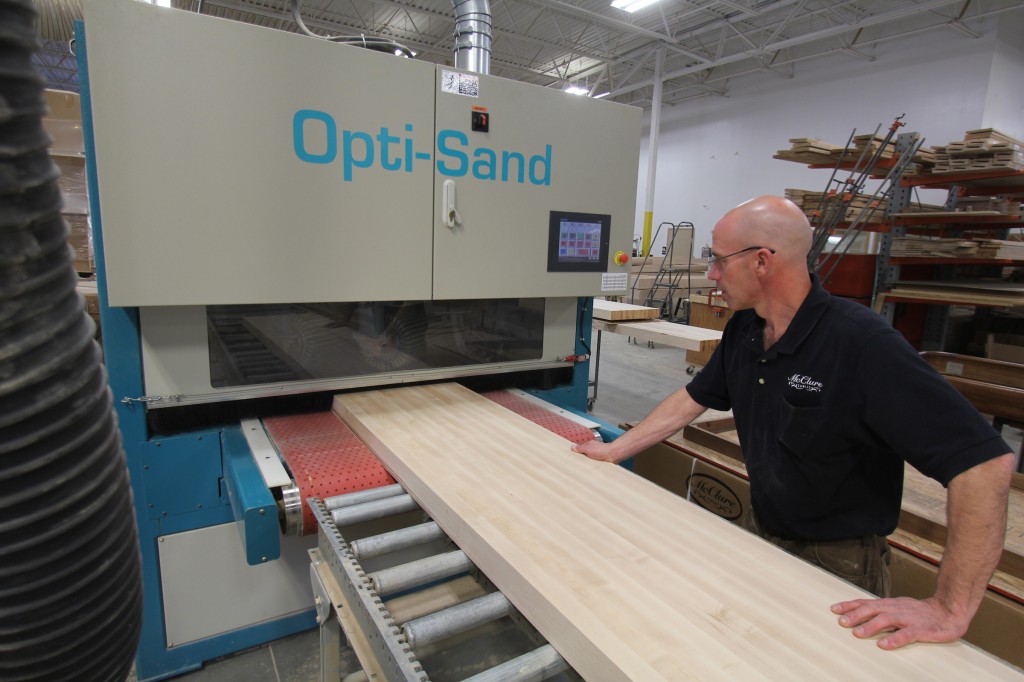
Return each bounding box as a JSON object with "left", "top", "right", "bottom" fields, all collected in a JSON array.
[{"left": 642, "top": 211, "right": 653, "bottom": 257}]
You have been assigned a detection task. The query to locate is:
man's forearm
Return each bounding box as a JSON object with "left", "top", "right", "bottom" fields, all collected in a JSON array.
[
  {"left": 602, "top": 387, "right": 708, "bottom": 461},
  {"left": 935, "top": 453, "right": 1014, "bottom": 628}
]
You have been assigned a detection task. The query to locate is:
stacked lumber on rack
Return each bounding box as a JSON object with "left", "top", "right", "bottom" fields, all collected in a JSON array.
[
  {"left": 784, "top": 189, "right": 887, "bottom": 223},
  {"left": 774, "top": 135, "right": 935, "bottom": 171},
  {"left": 956, "top": 196, "right": 1022, "bottom": 215},
  {"left": 927, "top": 129, "right": 1024, "bottom": 174},
  {"left": 891, "top": 236, "right": 1024, "bottom": 260},
  {"left": 784, "top": 189, "right": 941, "bottom": 223},
  {"left": 852, "top": 133, "right": 895, "bottom": 160},
  {"left": 879, "top": 279, "right": 1024, "bottom": 309},
  {"left": 772, "top": 137, "right": 843, "bottom": 164}
]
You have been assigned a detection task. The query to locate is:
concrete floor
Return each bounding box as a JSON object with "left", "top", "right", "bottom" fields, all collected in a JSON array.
[{"left": 152, "top": 331, "right": 1021, "bottom": 681}]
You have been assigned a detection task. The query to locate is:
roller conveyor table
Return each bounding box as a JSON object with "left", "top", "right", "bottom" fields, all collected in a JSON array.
[{"left": 309, "top": 487, "right": 579, "bottom": 682}]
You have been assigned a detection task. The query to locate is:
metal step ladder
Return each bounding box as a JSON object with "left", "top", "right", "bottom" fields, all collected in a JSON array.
[{"left": 630, "top": 221, "right": 695, "bottom": 323}]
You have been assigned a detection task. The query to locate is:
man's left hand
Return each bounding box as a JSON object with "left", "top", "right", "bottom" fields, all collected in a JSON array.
[{"left": 830, "top": 596, "right": 969, "bottom": 649}]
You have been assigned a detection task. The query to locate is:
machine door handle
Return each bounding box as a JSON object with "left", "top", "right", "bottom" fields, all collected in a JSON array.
[{"left": 442, "top": 179, "right": 462, "bottom": 229}]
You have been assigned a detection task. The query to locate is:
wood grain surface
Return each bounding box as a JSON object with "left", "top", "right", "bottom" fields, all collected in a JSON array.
[
  {"left": 592, "top": 299, "right": 660, "bottom": 321},
  {"left": 592, "top": 319, "right": 722, "bottom": 352},
  {"left": 333, "top": 383, "right": 1020, "bottom": 681},
  {"left": 643, "top": 423, "right": 1024, "bottom": 603}
]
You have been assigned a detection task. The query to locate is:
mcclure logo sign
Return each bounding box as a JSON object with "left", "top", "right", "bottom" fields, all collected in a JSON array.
[
  {"left": 293, "top": 109, "right": 552, "bottom": 186},
  {"left": 687, "top": 474, "right": 743, "bottom": 520},
  {"left": 787, "top": 374, "right": 823, "bottom": 392}
]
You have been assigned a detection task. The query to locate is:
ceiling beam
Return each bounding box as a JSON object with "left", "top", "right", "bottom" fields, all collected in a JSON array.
[{"left": 606, "top": 0, "right": 977, "bottom": 99}]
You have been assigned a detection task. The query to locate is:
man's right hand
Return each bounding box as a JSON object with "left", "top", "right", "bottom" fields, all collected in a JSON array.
[{"left": 570, "top": 440, "right": 628, "bottom": 464}]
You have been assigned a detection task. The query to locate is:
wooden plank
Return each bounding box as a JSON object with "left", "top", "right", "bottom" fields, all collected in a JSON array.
[
  {"left": 592, "top": 299, "right": 660, "bottom": 321},
  {"left": 881, "top": 285, "right": 1024, "bottom": 308},
  {"left": 922, "top": 352, "right": 1024, "bottom": 390},
  {"left": 598, "top": 319, "right": 721, "bottom": 352},
  {"left": 682, "top": 418, "right": 743, "bottom": 462},
  {"left": 334, "top": 384, "right": 1020, "bottom": 680},
  {"left": 937, "top": 376, "right": 1024, "bottom": 424},
  {"left": 593, "top": 319, "right": 721, "bottom": 353}
]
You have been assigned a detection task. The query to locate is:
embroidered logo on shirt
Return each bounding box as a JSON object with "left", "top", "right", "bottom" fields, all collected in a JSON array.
[{"left": 787, "top": 374, "right": 823, "bottom": 392}]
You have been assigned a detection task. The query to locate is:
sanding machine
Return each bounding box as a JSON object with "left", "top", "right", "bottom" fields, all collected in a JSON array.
[{"left": 78, "top": 1, "right": 640, "bottom": 680}]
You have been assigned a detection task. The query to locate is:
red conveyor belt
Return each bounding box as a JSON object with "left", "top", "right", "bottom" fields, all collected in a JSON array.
[
  {"left": 479, "top": 390, "right": 597, "bottom": 445},
  {"left": 263, "top": 412, "right": 395, "bottom": 534},
  {"left": 263, "top": 390, "right": 597, "bottom": 533}
]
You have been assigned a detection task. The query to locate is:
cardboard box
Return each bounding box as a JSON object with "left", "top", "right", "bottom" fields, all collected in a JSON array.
[
  {"left": 43, "top": 89, "right": 84, "bottom": 156},
  {"left": 628, "top": 273, "right": 715, "bottom": 309},
  {"left": 632, "top": 442, "right": 750, "bottom": 526},
  {"left": 76, "top": 279, "right": 101, "bottom": 339},
  {"left": 53, "top": 155, "right": 88, "bottom": 203},
  {"left": 987, "top": 334, "right": 1024, "bottom": 364},
  {"left": 890, "top": 548, "right": 1024, "bottom": 670},
  {"left": 687, "top": 458, "right": 750, "bottom": 522},
  {"left": 686, "top": 296, "right": 735, "bottom": 366}
]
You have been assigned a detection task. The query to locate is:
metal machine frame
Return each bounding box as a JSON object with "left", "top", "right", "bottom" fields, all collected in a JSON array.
[{"left": 75, "top": 3, "right": 638, "bottom": 679}]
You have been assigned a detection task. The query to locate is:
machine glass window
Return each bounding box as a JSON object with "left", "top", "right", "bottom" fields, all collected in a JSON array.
[{"left": 207, "top": 299, "right": 545, "bottom": 387}]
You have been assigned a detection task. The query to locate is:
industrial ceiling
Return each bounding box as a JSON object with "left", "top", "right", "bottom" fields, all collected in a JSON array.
[{"left": 31, "top": 0, "right": 1024, "bottom": 107}]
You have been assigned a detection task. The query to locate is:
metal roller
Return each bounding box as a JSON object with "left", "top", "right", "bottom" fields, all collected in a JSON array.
[
  {"left": 324, "top": 483, "right": 406, "bottom": 511},
  {"left": 350, "top": 521, "right": 446, "bottom": 561},
  {"left": 281, "top": 483, "right": 304, "bottom": 535},
  {"left": 369, "top": 550, "right": 473, "bottom": 597},
  {"left": 460, "top": 644, "right": 569, "bottom": 682},
  {"left": 401, "top": 591, "right": 512, "bottom": 651},
  {"left": 330, "top": 493, "right": 419, "bottom": 527}
]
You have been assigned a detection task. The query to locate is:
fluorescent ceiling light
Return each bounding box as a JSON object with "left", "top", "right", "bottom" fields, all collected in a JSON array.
[
  {"left": 611, "top": 0, "right": 662, "bottom": 12},
  {"left": 564, "top": 85, "right": 589, "bottom": 96}
]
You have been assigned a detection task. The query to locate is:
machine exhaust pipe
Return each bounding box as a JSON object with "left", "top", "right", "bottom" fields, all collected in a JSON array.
[
  {"left": 452, "top": 0, "right": 491, "bottom": 75},
  {"left": 0, "top": 1, "right": 143, "bottom": 679}
]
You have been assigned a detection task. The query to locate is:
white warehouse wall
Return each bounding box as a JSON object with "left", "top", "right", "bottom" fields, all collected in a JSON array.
[
  {"left": 634, "top": 15, "right": 1018, "bottom": 255},
  {"left": 982, "top": 10, "right": 1024, "bottom": 136}
]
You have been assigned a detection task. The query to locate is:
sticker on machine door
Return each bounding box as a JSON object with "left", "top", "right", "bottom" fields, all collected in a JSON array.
[
  {"left": 442, "top": 70, "right": 480, "bottom": 97},
  {"left": 602, "top": 272, "right": 627, "bottom": 292}
]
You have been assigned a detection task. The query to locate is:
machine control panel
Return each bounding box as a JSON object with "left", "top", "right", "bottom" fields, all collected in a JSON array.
[{"left": 546, "top": 211, "right": 611, "bottom": 273}]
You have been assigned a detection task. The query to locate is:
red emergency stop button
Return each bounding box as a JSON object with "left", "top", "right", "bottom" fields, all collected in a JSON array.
[{"left": 614, "top": 250, "right": 629, "bottom": 265}]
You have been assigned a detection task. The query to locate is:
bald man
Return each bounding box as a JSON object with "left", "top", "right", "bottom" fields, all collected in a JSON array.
[{"left": 574, "top": 196, "right": 1013, "bottom": 650}]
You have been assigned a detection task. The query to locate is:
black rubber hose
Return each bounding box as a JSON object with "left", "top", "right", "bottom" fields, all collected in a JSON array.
[{"left": 0, "top": 1, "right": 144, "bottom": 680}]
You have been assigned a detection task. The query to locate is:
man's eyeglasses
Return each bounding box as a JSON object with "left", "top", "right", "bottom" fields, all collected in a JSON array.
[{"left": 706, "top": 245, "right": 776, "bottom": 267}]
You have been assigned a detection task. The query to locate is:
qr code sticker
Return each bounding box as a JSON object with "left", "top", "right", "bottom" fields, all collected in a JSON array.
[
  {"left": 441, "top": 71, "right": 458, "bottom": 93},
  {"left": 441, "top": 71, "right": 479, "bottom": 97},
  {"left": 458, "top": 75, "right": 479, "bottom": 97}
]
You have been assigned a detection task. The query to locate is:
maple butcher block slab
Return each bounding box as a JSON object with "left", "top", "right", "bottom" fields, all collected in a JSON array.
[{"left": 333, "top": 383, "right": 1020, "bottom": 681}]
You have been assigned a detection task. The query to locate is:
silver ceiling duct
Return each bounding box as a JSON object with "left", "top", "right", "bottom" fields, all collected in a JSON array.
[{"left": 452, "top": 0, "right": 491, "bottom": 75}]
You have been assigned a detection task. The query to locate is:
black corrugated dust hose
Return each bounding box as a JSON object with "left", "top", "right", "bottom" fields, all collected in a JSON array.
[{"left": 0, "top": 1, "right": 143, "bottom": 680}]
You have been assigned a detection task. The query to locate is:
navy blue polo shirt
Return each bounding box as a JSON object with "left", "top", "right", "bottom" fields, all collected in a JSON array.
[{"left": 686, "top": 275, "right": 1009, "bottom": 541}]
